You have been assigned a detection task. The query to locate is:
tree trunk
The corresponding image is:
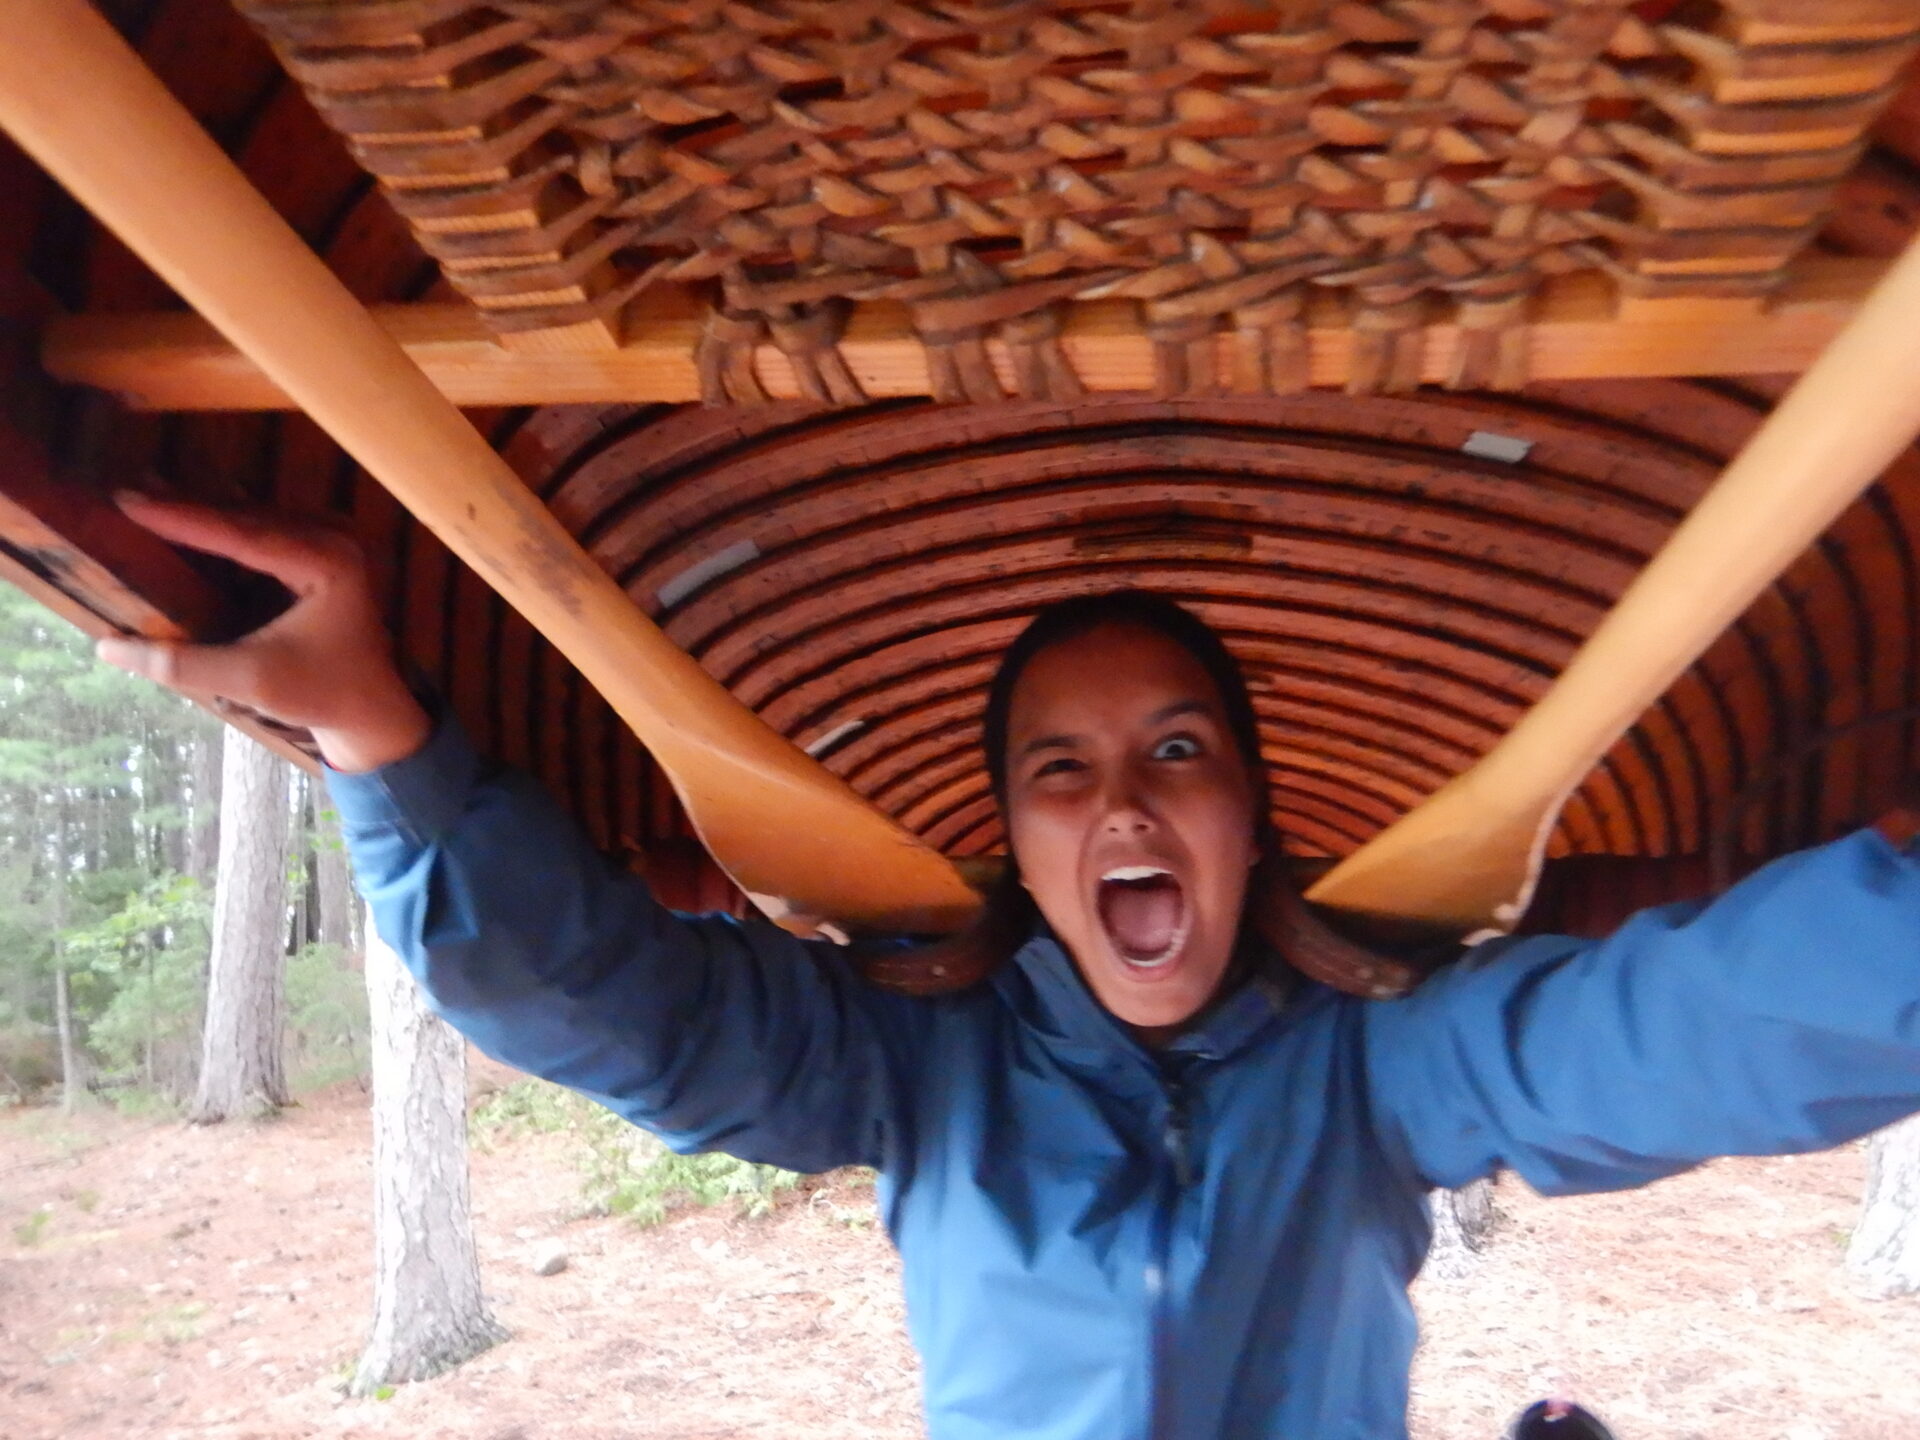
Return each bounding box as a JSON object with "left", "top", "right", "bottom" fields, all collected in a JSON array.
[
  {"left": 53, "top": 961, "right": 82, "bottom": 1114},
  {"left": 289, "top": 775, "right": 316, "bottom": 954},
  {"left": 142, "top": 933, "right": 158, "bottom": 1089},
  {"left": 1848, "top": 1113, "right": 1920, "bottom": 1298},
  {"left": 186, "top": 728, "right": 220, "bottom": 885},
  {"left": 188, "top": 727, "right": 291, "bottom": 1124},
  {"left": 1425, "top": 1178, "right": 1499, "bottom": 1281},
  {"left": 161, "top": 731, "right": 190, "bottom": 876},
  {"left": 353, "top": 901, "right": 504, "bottom": 1394},
  {"left": 51, "top": 792, "right": 85, "bottom": 1112},
  {"left": 313, "top": 799, "right": 359, "bottom": 955}
]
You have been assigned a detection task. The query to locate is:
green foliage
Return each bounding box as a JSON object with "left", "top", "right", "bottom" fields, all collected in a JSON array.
[
  {"left": 66, "top": 874, "right": 210, "bottom": 1094},
  {"left": 1, "top": 586, "right": 369, "bottom": 1108},
  {"left": 145, "top": 1301, "right": 206, "bottom": 1346},
  {"left": 472, "top": 1075, "right": 587, "bottom": 1142},
  {"left": 13, "top": 1206, "right": 51, "bottom": 1246},
  {"left": 581, "top": 1125, "right": 800, "bottom": 1226},
  {"left": 0, "top": 585, "right": 222, "bottom": 1097},
  {"left": 0, "top": 1023, "right": 58, "bottom": 1097},
  {"left": 84, "top": 946, "right": 204, "bottom": 1080},
  {"left": 108, "top": 1086, "right": 181, "bottom": 1120},
  {"left": 474, "top": 1078, "right": 801, "bottom": 1226},
  {"left": 0, "top": 853, "right": 53, "bottom": 1025},
  {"left": 0, "top": 587, "right": 209, "bottom": 845},
  {"left": 285, "top": 941, "right": 370, "bottom": 1090}
]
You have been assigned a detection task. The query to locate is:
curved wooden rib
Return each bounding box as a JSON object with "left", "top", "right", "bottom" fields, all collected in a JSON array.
[
  {"left": 0, "top": 0, "right": 978, "bottom": 935},
  {"left": 1306, "top": 235, "right": 1920, "bottom": 934}
]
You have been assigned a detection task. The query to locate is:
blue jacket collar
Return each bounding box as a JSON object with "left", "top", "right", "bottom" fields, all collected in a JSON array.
[{"left": 993, "top": 922, "right": 1298, "bottom": 1074}]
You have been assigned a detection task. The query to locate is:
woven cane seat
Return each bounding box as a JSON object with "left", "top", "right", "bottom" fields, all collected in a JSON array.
[{"left": 236, "top": 0, "right": 1919, "bottom": 400}]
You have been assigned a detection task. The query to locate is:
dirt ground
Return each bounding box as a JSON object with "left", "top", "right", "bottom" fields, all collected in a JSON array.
[{"left": 4, "top": 1070, "right": 1918, "bottom": 1440}]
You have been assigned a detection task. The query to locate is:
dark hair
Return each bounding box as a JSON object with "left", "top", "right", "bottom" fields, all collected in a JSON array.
[
  {"left": 862, "top": 592, "right": 1276, "bottom": 996},
  {"left": 981, "top": 590, "right": 1271, "bottom": 826}
]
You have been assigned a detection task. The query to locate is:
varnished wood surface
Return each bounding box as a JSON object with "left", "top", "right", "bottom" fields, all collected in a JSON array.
[
  {"left": 491, "top": 389, "right": 1920, "bottom": 875},
  {"left": 0, "top": 0, "right": 981, "bottom": 935},
  {"left": 42, "top": 258, "right": 1893, "bottom": 409},
  {"left": 2, "top": 0, "right": 1919, "bottom": 920},
  {"left": 228, "top": 0, "right": 1916, "bottom": 398},
  {"left": 1308, "top": 236, "right": 1920, "bottom": 930}
]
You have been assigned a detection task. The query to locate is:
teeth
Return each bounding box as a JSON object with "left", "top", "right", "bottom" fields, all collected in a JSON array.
[{"left": 1102, "top": 865, "right": 1171, "bottom": 883}]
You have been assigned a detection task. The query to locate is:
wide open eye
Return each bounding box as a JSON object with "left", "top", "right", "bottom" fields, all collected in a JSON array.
[{"left": 1152, "top": 733, "right": 1202, "bottom": 761}]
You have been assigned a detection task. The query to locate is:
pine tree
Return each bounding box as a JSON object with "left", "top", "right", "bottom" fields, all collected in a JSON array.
[
  {"left": 313, "top": 797, "right": 360, "bottom": 955},
  {"left": 0, "top": 586, "right": 215, "bottom": 1103},
  {"left": 354, "top": 902, "right": 505, "bottom": 1390},
  {"left": 1849, "top": 1114, "right": 1920, "bottom": 1298},
  {"left": 188, "top": 724, "right": 292, "bottom": 1123}
]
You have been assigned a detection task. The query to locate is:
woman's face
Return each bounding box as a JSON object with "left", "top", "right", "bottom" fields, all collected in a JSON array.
[{"left": 1003, "top": 622, "right": 1260, "bottom": 1039}]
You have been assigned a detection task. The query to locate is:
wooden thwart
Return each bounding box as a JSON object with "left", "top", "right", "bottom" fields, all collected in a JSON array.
[
  {"left": 1306, "top": 233, "right": 1920, "bottom": 935},
  {"left": 45, "top": 258, "right": 1887, "bottom": 411}
]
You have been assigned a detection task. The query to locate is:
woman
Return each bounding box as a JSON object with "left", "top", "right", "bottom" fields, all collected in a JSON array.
[{"left": 98, "top": 494, "right": 1920, "bottom": 1440}]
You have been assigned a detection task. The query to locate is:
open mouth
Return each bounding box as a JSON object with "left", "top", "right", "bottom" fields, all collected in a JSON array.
[{"left": 1096, "top": 865, "right": 1191, "bottom": 970}]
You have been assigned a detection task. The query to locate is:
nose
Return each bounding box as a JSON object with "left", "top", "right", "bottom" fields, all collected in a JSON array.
[{"left": 1098, "top": 767, "right": 1157, "bottom": 837}]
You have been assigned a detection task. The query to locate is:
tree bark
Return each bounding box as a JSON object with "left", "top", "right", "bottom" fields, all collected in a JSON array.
[
  {"left": 142, "top": 933, "right": 155, "bottom": 1089},
  {"left": 188, "top": 727, "right": 290, "bottom": 1124},
  {"left": 353, "top": 901, "right": 504, "bottom": 1393},
  {"left": 313, "top": 798, "right": 359, "bottom": 955},
  {"left": 53, "top": 961, "right": 81, "bottom": 1114},
  {"left": 51, "top": 791, "right": 86, "bottom": 1112},
  {"left": 1425, "top": 1178, "right": 1499, "bottom": 1281},
  {"left": 185, "top": 727, "right": 220, "bottom": 885},
  {"left": 1848, "top": 1112, "right": 1920, "bottom": 1298}
]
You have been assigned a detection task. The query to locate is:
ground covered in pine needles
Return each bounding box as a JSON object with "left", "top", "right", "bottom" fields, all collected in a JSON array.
[{"left": 4, "top": 1064, "right": 1919, "bottom": 1440}]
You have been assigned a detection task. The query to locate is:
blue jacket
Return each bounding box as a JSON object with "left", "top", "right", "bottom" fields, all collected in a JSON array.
[{"left": 327, "top": 713, "right": 1920, "bottom": 1440}]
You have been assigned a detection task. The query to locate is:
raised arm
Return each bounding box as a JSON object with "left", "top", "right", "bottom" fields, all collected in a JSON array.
[
  {"left": 1364, "top": 824, "right": 1920, "bottom": 1195},
  {"left": 96, "top": 495, "right": 918, "bottom": 1173},
  {"left": 324, "top": 707, "right": 913, "bottom": 1170}
]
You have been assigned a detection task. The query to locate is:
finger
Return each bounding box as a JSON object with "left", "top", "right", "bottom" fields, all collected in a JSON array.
[
  {"left": 96, "top": 634, "right": 263, "bottom": 704},
  {"left": 113, "top": 492, "right": 352, "bottom": 591}
]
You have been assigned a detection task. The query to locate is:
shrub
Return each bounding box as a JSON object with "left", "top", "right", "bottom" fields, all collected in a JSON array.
[
  {"left": 14, "top": 1206, "right": 51, "bottom": 1246},
  {"left": 108, "top": 1087, "right": 180, "bottom": 1121},
  {"left": 472, "top": 1074, "right": 586, "bottom": 1141},
  {"left": 0, "top": 1023, "right": 58, "bottom": 1099},
  {"left": 285, "top": 942, "right": 370, "bottom": 1090},
  {"left": 66, "top": 873, "right": 209, "bottom": 1099},
  {"left": 86, "top": 943, "right": 204, "bottom": 1097},
  {"left": 580, "top": 1122, "right": 799, "bottom": 1226},
  {"left": 474, "top": 1078, "right": 800, "bottom": 1225}
]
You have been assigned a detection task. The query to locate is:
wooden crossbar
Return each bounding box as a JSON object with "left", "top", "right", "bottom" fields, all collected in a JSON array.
[{"left": 44, "top": 258, "right": 1885, "bottom": 412}]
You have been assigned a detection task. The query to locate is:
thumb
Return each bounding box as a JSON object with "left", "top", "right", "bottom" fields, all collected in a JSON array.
[{"left": 96, "top": 635, "right": 256, "bottom": 701}]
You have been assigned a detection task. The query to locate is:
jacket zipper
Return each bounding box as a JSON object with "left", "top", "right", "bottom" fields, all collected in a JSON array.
[{"left": 1146, "top": 1071, "right": 1193, "bottom": 1440}]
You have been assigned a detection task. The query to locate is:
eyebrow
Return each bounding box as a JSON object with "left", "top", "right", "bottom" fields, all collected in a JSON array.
[
  {"left": 1018, "top": 732, "right": 1079, "bottom": 759},
  {"left": 1149, "top": 700, "right": 1211, "bottom": 726},
  {"left": 1015, "top": 700, "right": 1215, "bottom": 759}
]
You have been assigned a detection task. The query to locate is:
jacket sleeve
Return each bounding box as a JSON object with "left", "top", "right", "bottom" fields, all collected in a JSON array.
[
  {"left": 1364, "top": 827, "right": 1920, "bottom": 1196},
  {"left": 323, "top": 709, "right": 919, "bottom": 1174}
]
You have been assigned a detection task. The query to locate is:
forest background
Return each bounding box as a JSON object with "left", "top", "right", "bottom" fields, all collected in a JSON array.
[{"left": 0, "top": 581, "right": 364, "bottom": 1112}]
